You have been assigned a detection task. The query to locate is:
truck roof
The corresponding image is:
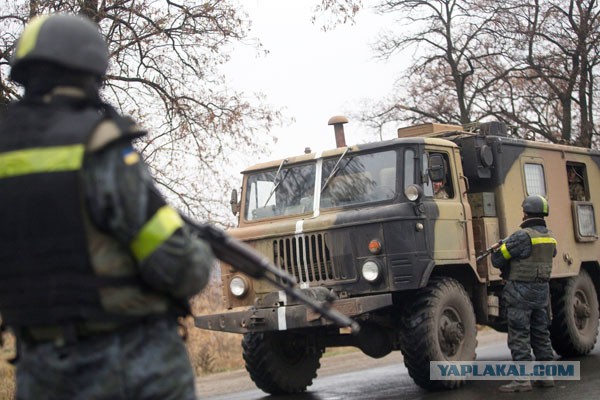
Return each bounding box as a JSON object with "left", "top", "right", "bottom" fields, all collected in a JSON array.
[
  {"left": 242, "top": 120, "right": 600, "bottom": 174},
  {"left": 241, "top": 136, "right": 460, "bottom": 173},
  {"left": 487, "top": 135, "right": 600, "bottom": 156}
]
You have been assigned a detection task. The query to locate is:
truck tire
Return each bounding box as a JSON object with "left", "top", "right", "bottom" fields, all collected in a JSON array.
[
  {"left": 242, "top": 331, "right": 323, "bottom": 394},
  {"left": 400, "top": 276, "right": 477, "bottom": 390},
  {"left": 550, "top": 270, "right": 599, "bottom": 356}
]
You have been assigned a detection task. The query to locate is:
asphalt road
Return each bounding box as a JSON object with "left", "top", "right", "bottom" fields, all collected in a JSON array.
[{"left": 195, "top": 329, "right": 600, "bottom": 400}]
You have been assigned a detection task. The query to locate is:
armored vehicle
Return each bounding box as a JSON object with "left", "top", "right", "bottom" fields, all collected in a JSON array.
[{"left": 195, "top": 117, "right": 600, "bottom": 394}]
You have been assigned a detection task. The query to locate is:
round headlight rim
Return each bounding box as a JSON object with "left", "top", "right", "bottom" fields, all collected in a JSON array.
[
  {"left": 229, "top": 275, "right": 249, "bottom": 298},
  {"left": 361, "top": 260, "right": 382, "bottom": 283},
  {"left": 404, "top": 184, "right": 423, "bottom": 202}
]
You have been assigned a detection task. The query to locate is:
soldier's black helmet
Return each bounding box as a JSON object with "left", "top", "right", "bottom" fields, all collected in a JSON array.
[
  {"left": 522, "top": 195, "right": 549, "bottom": 216},
  {"left": 10, "top": 14, "right": 108, "bottom": 85}
]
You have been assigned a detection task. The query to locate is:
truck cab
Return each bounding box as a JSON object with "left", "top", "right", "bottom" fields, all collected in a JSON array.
[{"left": 195, "top": 119, "right": 600, "bottom": 395}]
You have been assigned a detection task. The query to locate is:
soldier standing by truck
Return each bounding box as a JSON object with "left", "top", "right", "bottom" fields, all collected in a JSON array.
[
  {"left": 492, "top": 195, "right": 557, "bottom": 392},
  {"left": 0, "top": 13, "right": 215, "bottom": 399}
]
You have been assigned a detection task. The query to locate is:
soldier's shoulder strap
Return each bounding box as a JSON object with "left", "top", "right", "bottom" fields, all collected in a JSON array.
[{"left": 87, "top": 103, "right": 147, "bottom": 152}]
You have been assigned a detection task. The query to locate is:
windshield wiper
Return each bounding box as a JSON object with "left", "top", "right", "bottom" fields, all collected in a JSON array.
[
  {"left": 263, "top": 158, "right": 288, "bottom": 207},
  {"left": 320, "top": 147, "right": 350, "bottom": 193}
]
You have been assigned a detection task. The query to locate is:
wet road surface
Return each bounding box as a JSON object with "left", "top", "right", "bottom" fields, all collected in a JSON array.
[{"left": 196, "top": 329, "right": 600, "bottom": 400}]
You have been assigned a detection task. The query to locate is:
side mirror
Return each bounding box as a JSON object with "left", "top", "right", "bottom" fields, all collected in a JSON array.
[
  {"left": 230, "top": 189, "right": 240, "bottom": 216},
  {"left": 428, "top": 154, "right": 446, "bottom": 182}
]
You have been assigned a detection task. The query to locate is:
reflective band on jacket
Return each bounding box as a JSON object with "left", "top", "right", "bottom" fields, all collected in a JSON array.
[
  {"left": 500, "top": 236, "right": 557, "bottom": 260},
  {"left": 0, "top": 145, "right": 85, "bottom": 178},
  {"left": 130, "top": 206, "right": 183, "bottom": 262},
  {"left": 500, "top": 243, "right": 511, "bottom": 260}
]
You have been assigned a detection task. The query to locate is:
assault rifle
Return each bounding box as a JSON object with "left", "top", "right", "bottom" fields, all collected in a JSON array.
[
  {"left": 181, "top": 215, "right": 360, "bottom": 333},
  {"left": 476, "top": 238, "right": 508, "bottom": 262}
]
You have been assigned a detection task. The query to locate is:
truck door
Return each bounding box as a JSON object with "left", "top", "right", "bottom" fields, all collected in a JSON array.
[{"left": 424, "top": 149, "right": 471, "bottom": 262}]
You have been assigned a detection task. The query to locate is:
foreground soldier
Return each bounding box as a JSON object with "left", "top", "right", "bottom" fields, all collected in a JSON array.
[
  {"left": 0, "top": 14, "right": 214, "bottom": 399},
  {"left": 492, "top": 195, "right": 557, "bottom": 392}
]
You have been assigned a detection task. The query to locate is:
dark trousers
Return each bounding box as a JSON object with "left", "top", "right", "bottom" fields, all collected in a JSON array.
[
  {"left": 503, "top": 280, "right": 554, "bottom": 362},
  {"left": 507, "top": 305, "right": 554, "bottom": 361},
  {"left": 16, "top": 317, "right": 196, "bottom": 400}
]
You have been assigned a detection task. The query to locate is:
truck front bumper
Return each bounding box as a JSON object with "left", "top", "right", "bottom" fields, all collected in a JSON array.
[{"left": 194, "top": 292, "right": 393, "bottom": 334}]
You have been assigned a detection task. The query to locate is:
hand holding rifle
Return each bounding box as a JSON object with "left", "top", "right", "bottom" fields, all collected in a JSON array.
[{"left": 476, "top": 238, "right": 507, "bottom": 262}]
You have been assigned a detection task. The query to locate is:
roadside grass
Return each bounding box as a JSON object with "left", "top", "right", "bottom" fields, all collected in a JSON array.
[
  {"left": 187, "top": 279, "right": 245, "bottom": 375},
  {"left": 0, "top": 333, "right": 15, "bottom": 400}
]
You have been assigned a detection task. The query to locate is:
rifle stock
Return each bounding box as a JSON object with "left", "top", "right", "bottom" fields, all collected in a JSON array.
[{"left": 181, "top": 215, "right": 360, "bottom": 333}]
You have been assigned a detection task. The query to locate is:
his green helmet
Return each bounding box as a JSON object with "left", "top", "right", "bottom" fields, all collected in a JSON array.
[
  {"left": 10, "top": 14, "right": 108, "bottom": 85},
  {"left": 522, "top": 195, "right": 549, "bottom": 216}
]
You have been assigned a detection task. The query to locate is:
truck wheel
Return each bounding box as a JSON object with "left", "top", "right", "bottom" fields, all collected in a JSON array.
[
  {"left": 400, "top": 277, "right": 477, "bottom": 390},
  {"left": 550, "top": 270, "right": 599, "bottom": 356},
  {"left": 242, "top": 331, "right": 323, "bottom": 394}
]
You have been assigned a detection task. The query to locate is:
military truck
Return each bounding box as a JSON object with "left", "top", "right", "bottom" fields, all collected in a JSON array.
[{"left": 195, "top": 117, "right": 600, "bottom": 394}]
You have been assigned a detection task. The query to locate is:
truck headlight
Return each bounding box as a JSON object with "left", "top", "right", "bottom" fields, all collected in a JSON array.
[
  {"left": 404, "top": 184, "right": 423, "bottom": 202},
  {"left": 361, "top": 260, "right": 381, "bottom": 283},
  {"left": 229, "top": 275, "right": 248, "bottom": 297}
]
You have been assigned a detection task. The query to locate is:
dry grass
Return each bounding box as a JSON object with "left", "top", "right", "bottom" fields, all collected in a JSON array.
[
  {"left": 0, "top": 279, "right": 245, "bottom": 399},
  {"left": 0, "top": 333, "right": 16, "bottom": 400},
  {"left": 186, "top": 278, "right": 246, "bottom": 375}
]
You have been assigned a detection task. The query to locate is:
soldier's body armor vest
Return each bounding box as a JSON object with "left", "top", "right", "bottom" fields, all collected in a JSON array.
[
  {"left": 508, "top": 227, "right": 556, "bottom": 282},
  {"left": 0, "top": 100, "right": 147, "bottom": 328}
]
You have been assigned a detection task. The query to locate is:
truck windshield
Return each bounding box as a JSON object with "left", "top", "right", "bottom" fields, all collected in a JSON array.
[
  {"left": 320, "top": 150, "right": 397, "bottom": 208},
  {"left": 245, "top": 163, "right": 316, "bottom": 221}
]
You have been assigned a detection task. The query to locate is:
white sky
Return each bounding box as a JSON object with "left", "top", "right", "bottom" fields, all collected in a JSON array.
[{"left": 224, "top": 1, "right": 401, "bottom": 161}]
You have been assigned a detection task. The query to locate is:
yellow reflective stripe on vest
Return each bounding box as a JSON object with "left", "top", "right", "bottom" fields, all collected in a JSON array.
[
  {"left": 531, "top": 237, "right": 557, "bottom": 246},
  {"left": 499, "top": 236, "right": 556, "bottom": 261},
  {"left": 15, "top": 15, "right": 49, "bottom": 59},
  {"left": 130, "top": 206, "right": 183, "bottom": 262},
  {"left": 500, "top": 243, "right": 512, "bottom": 260},
  {"left": 0, "top": 145, "right": 85, "bottom": 179}
]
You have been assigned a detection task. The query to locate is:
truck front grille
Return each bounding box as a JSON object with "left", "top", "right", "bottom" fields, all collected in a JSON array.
[{"left": 273, "top": 234, "right": 336, "bottom": 284}]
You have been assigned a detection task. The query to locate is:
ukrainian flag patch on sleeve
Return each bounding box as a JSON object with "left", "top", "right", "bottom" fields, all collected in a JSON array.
[{"left": 122, "top": 147, "right": 140, "bottom": 165}]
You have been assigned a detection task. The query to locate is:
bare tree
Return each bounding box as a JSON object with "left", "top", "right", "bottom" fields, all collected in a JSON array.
[
  {"left": 314, "top": 0, "right": 600, "bottom": 148},
  {"left": 313, "top": 0, "right": 363, "bottom": 29},
  {"left": 316, "top": 1, "right": 516, "bottom": 134},
  {"left": 488, "top": 0, "right": 600, "bottom": 147},
  {"left": 0, "top": 0, "right": 281, "bottom": 223}
]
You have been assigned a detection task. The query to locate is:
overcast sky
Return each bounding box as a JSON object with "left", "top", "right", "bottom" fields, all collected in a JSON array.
[{"left": 224, "top": 1, "right": 401, "bottom": 161}]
